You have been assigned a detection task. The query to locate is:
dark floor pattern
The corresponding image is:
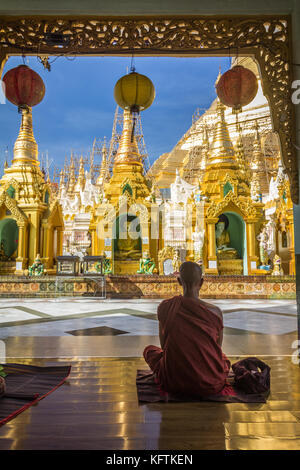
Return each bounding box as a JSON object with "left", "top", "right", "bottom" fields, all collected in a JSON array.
[{"left": 66, "top": 326, "right": 129, "bottom": 336}]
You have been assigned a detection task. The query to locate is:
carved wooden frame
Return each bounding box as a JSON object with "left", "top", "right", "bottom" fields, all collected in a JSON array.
[{"left": 0, "top": 15, "right": 297, "bottom": 202}]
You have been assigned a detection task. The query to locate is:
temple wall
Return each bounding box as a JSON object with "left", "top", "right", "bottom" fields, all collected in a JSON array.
[{"left": 0, "top": 274, "right": 295, "bottom": 299}]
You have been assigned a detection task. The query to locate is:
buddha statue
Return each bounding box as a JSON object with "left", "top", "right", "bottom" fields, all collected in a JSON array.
[
  {"left": 115, "top": 219, "right": 141, "bottom": 260},
  {"left": 215, "top": 214, "right": 238, "bottom": 259}
]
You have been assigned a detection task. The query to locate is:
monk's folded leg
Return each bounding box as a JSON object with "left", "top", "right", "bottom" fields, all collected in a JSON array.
[{"left": 143, "top": 345, "right": 163, "bottom": 373}]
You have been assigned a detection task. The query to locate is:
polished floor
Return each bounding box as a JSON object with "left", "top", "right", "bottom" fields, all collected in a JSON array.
[
  {"left": 0, "top": 298, "right": 299, "bottom": 450},
  {"left": 0, "top": 356, "right": 300, "bottom": 450}
]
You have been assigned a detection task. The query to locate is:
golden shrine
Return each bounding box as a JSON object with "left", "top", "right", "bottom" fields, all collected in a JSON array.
[
  {"left": 200, "top": 100, "right": 265, "bottom": 275},
  {"left": 89, "top": 110, "right": 159, "bottom": 275},
  {"left": 0, "top": 107, "right": 64, "bottom": 275}
]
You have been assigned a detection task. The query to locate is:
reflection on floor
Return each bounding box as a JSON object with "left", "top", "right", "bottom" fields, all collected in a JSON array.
[
  {"left": 0, "top": 298, "right": 299, "bottom": 450},
  {"left": 0, "top": 356, "right": 300, "bottom": 450}
]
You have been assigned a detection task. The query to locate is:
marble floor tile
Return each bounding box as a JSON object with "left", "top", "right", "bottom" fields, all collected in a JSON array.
[
  {"left": 223, "top": 310, "right": 297, "bottom": 335},
  {"left": 0, "top": 308, "right": 39, "bottom": 322},
  {"left": 0, "top": 313, "right": 158, "bottom": 338}
]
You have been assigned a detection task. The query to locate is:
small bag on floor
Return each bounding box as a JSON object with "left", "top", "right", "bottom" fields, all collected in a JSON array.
[{"left": 232, "top": 357, "right": 270, "bottom": 394}]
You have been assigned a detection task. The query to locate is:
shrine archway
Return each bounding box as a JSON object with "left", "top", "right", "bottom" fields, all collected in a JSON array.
[
  {"left": 223, "top": 211, "right": 248, "bottom": 275},
  {"left": 0, "top": 218, "right": 18, "bottom": 258}
]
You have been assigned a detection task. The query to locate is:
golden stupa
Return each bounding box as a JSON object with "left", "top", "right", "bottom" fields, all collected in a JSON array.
[
  {"left": 89, "top": 110, "right": 158, "bottom": 274},
  {"left": 0, "top": 108, "right": 64, "bottom": 274}
]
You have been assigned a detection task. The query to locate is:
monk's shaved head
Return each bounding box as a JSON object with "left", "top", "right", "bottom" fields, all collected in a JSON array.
[{"left": 179, "top": 261, "right": 203, "bottom": 286}]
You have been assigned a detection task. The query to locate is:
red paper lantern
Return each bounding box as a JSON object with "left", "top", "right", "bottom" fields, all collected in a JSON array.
[
  {"left": 216, "top": 65, "right": 258, "bottom": 112},
  {"left": 2, "top": 65, "right": 45, "bottom": 109}
]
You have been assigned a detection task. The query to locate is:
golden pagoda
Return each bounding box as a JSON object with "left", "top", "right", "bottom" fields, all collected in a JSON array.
[
  {"left": 89, "top": 110, "right": 158, "bottom": 274},
  {"left": 0, "top": 108, "right": 64, "bottom": 274},
  {"left": 200, "top": 100, "right": 265, "bottom": 275}
]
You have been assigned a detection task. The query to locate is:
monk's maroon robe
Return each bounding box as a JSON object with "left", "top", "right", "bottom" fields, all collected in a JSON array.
[{"left": 144, "top": 295, "right": 230, "bottom": 396}]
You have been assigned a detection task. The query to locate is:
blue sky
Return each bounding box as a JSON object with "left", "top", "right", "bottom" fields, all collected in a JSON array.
[{"left": 0, "top": 55, "right": 230, "bottom": 173}]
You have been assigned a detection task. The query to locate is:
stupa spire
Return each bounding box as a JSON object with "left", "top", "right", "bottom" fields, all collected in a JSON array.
[
  {"left": 12, "top": 107, "right": 39, "bottom": 167},
  {"left": 97, "top": 142, "right": 109, "bottom": 186},
  {"left": 235, "top": 123, "right": 248, "bottom": 174},
  {"left": 114, "top": 110, "right": 141, "bottom": 165},
  {"left": 249, "top": 121, "right": 264, "bottom": 201},
  {"left": 67, "top": 153, "right": 76, "bottom": 195},
  {"left": 76, "top": 155, "right": 85, "bottom": 192},
  {"left": 208, "top": 100, "right": 237, "bottom": 168}
]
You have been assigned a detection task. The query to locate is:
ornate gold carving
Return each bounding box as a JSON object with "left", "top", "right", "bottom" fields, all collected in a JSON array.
[
  {"left": 0, "top": 190, "right": 27, "bottom": 224},
  {"left": 128, "top": 203, "right": 149, "bottom": 223},
  {"left": 218, "top": 259, "right": 243, "bottom": 275},
  {"left": 47, "top": 199, "right": 64, "bottom": 228},
  {"left": 0, "top": 15, "right": 297, "bottom": 202},
  {"left": 206, "top": 191, "right": 257, "bottom": 219},
  {"left": 158, "top": 245, "right": 177, "bottom": 275}
]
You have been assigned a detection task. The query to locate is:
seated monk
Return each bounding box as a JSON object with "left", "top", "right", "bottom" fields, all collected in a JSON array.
[{"left": 143, "top": 261, "right": 231, "bottom": 397}]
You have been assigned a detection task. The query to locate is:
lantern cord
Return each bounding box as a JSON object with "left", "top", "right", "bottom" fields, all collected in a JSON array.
[{"left": 130, "top": 54, "right": 136, "bottom": 73}]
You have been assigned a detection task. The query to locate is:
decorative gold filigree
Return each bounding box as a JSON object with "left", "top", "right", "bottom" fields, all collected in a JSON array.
[
  {"left": 0, "top": 190, "right": 27, "bottom": 224},
  {"left": 128, "top": 203, "right": 149, "bottom": 223},
  {"left": 158, "top": 245, "right": 177, "bottom": 275},
  {"left": 0, "top": 15, "right": 297, "bottom": 202},
  {"left": 47, "top": 199, "right": 64, "bottom": 228},
  {"left": 206, "top": 191, "right": 257, "bottom": 219}
]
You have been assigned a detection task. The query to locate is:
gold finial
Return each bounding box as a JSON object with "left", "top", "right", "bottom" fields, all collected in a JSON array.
[
  {"left": 114, "top": 110, "right": 141, "bottom": 165},
  {"left": 12, "top": 107, "right": 39, "bottom": 167}
]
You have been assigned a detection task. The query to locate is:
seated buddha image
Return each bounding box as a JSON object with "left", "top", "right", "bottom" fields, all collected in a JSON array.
[
  {"left": 215, "top": 214, "right": 238, "bottom": 259},
  {"left": 115, "top": 219, "right": 141, "bottom": 260}
]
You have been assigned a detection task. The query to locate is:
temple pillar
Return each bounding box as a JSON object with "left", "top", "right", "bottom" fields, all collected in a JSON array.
[
  {"left": 97, "top": 233, "right": 105, "bottom": 257},
  {"left": 47, "top": 227, "right": 54, "bottom": 269},
  {"left": 41, "top": 221, "right": 49, "bottom": 266},
  {"left": 57, "top": 227, "right": 64, "bottom": 257},
  {"left": 42, "top": 222, "right": 54, "bottom": 269},
  {"left": 140, "top": 210, "right": 150, "bottom": 257},
  {"left": 246, "top": 220, "right": 259, "bottom": 274},
  {"left": 206, "top": 218, "right": 218, "bottom": 274},
  {"left": 288, "top": 219, "right": 296, "bottom": 275},
  {"left": 91, "top": 227, "right": 97, "bottom": 255},
  {"left": 30, "top": 210, "right": 40, "bottom": 262},
  {"left": 15, "top": 222, "right": 27, "bottom": 274},
  {"left": 185, "top": 203, "right": 195, "bottom": 261}
]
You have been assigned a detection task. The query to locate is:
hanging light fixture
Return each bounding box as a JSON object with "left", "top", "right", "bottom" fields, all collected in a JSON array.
[
  {"left": 114, "top": 64, "right": 155, "bottom": 141},
  {"left": 216, "top": 65, "right": 258, "bottom": 113},
  {"left": 2, "top": 64, "right": 45, "bottom": 113},
  {"left": 114, "top": 71, "right": 155, "bottom": 114}
]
